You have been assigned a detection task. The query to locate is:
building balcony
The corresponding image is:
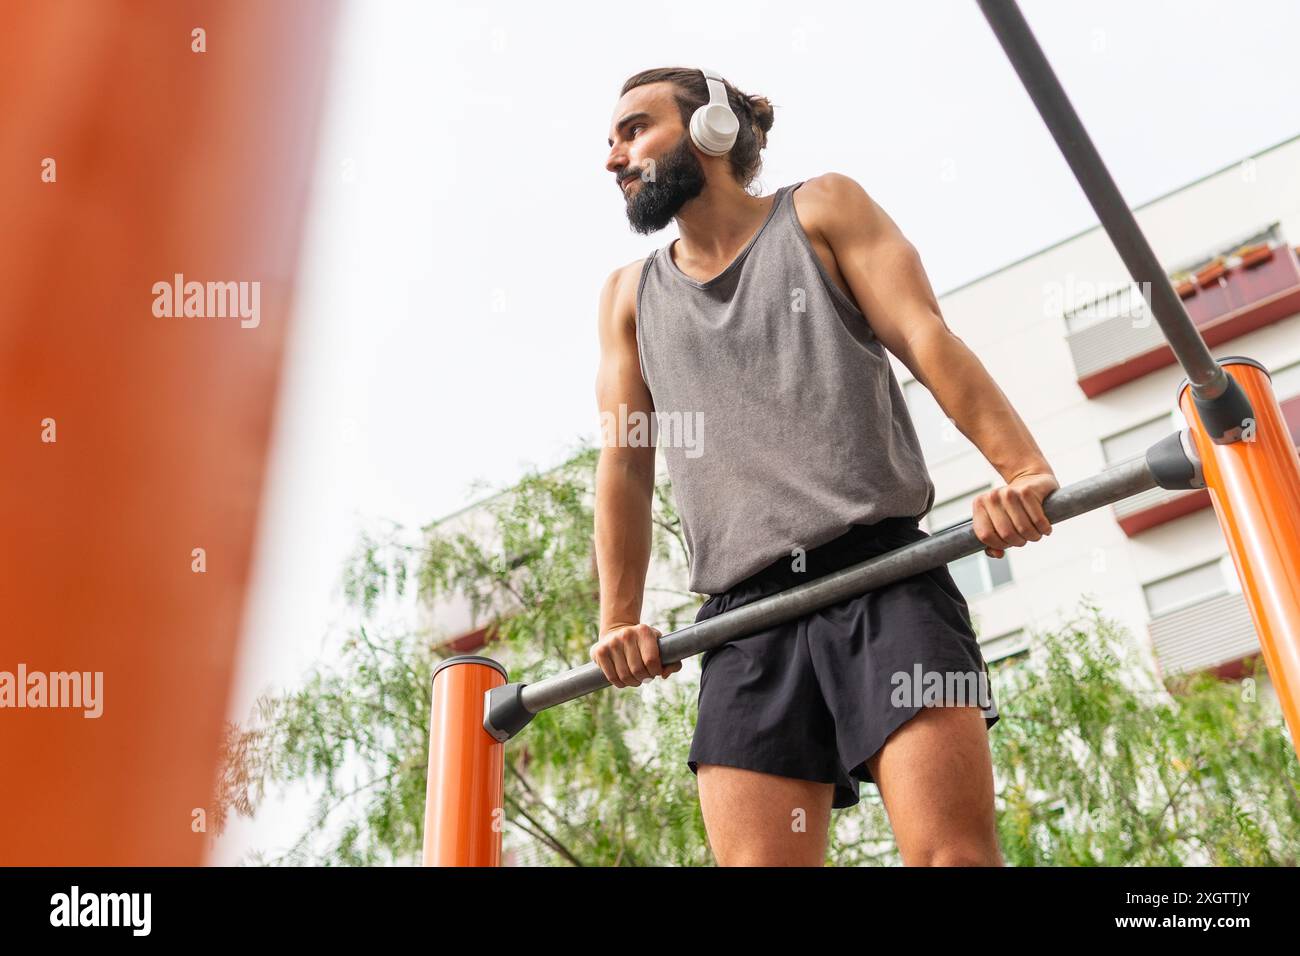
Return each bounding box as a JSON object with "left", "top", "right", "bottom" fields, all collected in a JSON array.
[
  {"left": 1065, "top": 242, "right": 1300, "bottom": 398},
  {"left": 1114, "top": 483, "right": 1212, "bottom": 536},
  {"left": 438, "top": 622, "right": 495, "bottom": 653}
]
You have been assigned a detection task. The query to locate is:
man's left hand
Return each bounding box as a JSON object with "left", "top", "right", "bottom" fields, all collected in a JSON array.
[{"left": 972, "top": 472, "right": 1059, "bottom": 559}]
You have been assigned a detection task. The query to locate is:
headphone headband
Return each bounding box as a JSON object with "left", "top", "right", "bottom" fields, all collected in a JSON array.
[
  {"left": 701, "top": 68, "right": 729, "bottom": 109},
  {"left": 690, "top": 67, "right": 740, "bottom": 157}
]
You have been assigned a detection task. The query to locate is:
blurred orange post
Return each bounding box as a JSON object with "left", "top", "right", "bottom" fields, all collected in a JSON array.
[
  {"left": 1179, "top": 358, "right": 1300, "bottom": 757},
  {"left": 423, "top": 658, "right": 506, "bottom": 866},
  {"left": 0, "top": 1, "right": 337, "bottom": 864}
]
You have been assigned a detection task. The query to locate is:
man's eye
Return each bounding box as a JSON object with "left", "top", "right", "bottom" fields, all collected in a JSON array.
[{"left": 631, "top": 124, "right": 645, "bottom": 136}]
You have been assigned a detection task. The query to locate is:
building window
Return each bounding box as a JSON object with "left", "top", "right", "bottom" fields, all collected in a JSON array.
[
  {"left": 1142, "top": 557, "right": 1230, "bottom": 617},
  {"left": 1268, "top": 359, "right": 1300, "bottom": 446},
  {"left": 1102, "top": 364, "right": 1300, "bottom": 468},
  {"left": 1269, "top": 358, "right": 1300, "bottom": 399},
  {"left": 904, "top": 378, "right": 972, "bottom": 465},
  {"left": 927, "top": 485, "right": 1013, "bottom": 598},
  {"left": 1100, "top": 411, "right": 1178, "bottom": 465},
  {"left": 1101, "top": 362, "right": 1298, "bottom": 468},
  {"left": 984, "top": 627, "right": 1030, "bottom": 665}
]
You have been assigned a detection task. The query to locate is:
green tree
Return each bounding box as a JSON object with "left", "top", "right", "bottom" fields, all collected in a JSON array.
[
  {"left": 212, "top": 446, "right": 1300, "bottom": 865},
  {"left": 989, "top": 613, "right": 1299, "bottom": 865}
]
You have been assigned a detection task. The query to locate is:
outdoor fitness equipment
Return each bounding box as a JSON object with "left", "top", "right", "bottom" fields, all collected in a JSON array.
[{"left": 420, "top": 0, "right": 1300, "bottom": 866}]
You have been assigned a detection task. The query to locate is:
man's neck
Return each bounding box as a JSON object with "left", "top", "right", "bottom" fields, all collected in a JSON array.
[{"left": 672, "top": 180, "right": 773, "bottom": 263}]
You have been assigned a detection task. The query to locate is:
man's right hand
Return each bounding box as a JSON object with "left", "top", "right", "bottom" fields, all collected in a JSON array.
[{"left": 590, "top": 623, "right": 682, "bottom": 687}]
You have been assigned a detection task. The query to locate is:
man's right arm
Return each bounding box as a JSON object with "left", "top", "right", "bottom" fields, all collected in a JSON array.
[{"left": 590, "top": 262, "right": 680, "bottom": 687}]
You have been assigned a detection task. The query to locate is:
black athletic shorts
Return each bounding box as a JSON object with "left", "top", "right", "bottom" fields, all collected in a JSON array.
[{"left": 687, "top": 514, "right": 1000, "bottom": 810}]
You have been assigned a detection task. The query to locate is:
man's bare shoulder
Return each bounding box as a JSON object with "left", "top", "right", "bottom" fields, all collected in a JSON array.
[
  {"left": 793, "top": 172, "right": 887, "bottom": 241},
  {"left": 797, "top": 171, "right": 872, "bottom": 206},
  {"left": 613, "top": 256, "right": 649, "bottom": 293},
  {"left": 601, "top": 257, "right": 649, "bottom": 326}
]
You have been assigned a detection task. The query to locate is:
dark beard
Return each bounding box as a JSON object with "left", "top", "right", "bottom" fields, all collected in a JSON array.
[{"left": 622, "top": 134, "right": 707, "bottom": 235}]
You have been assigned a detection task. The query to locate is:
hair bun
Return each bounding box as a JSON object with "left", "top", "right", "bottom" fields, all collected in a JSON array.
[{"left": 745, "top": 93, "right": 775, "bottom": 137}]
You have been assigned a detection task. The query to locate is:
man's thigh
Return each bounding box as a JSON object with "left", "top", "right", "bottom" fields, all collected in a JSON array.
[
  {"left": 696, "top": 764, "right": 835, "bottom": 866},
  {"left": 865, "top": 704, "right": 1002, "bottom": 866}
]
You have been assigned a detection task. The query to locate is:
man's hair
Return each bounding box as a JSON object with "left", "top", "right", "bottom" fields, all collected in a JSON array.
[{"left": 619, "top": 67, "right": 775, "bottom": 190}]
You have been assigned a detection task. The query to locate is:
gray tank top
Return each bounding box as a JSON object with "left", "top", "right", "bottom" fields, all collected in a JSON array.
[{"left": 635, "top": 180, "right": 935, "bottom": 596}]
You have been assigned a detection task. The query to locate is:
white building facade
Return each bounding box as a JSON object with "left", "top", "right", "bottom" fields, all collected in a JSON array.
[{"left": 898, "top": 131, "right": 1300, "bottom": 692}]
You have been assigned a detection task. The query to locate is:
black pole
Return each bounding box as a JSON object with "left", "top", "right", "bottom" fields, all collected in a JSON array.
[{"left": 975, "top": 0, "right": 1253, "bottom": 442}]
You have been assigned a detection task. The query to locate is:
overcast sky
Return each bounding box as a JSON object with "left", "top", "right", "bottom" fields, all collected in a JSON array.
[{"left": 214, "top": 0, "right": 1300, "bottom": 861}]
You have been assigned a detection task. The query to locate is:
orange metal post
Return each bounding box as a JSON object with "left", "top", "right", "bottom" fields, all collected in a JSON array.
[
  {"left": 423, "top": 658, "right": 507, "bottom": 866},
  {"left": 1178, "top": 358, "right": 1300, "bottom": 756}
]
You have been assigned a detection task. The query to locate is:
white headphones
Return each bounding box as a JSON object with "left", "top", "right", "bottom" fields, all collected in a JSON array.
[{"left": 689, "top": 67, "right": 740, "bottom": 156}]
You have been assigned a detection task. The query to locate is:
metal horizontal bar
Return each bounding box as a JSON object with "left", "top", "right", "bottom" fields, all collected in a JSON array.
[{"left": 518, "top": 455, "right": 1157, "bottom": 715}]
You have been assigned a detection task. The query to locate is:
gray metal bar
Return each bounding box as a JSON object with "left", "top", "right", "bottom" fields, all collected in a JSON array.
[
  {"left": 518, "top": 455, "right": 1157, "bottom": 715},
  {"left": 975, "top": 0, "right": 1229, "bottom": 401}
]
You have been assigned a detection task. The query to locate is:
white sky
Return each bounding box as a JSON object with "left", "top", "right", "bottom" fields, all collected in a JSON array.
[{"left": 214, "top": 0, "right": 1300, "bottom": 862}]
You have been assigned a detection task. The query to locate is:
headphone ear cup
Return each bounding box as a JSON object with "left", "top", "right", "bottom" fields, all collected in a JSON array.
[{"left": 690, "top": 103, "right": 739, "bottom": 156}]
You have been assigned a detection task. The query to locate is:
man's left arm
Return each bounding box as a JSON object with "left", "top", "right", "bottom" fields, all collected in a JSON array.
[{"left": 808, "top": 172, "right": 1059, "bottom": 558}]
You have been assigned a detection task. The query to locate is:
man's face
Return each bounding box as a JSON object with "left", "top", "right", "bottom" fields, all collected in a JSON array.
[{"left": 607, "top": 82, "right": 708, "bottom": 235}]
